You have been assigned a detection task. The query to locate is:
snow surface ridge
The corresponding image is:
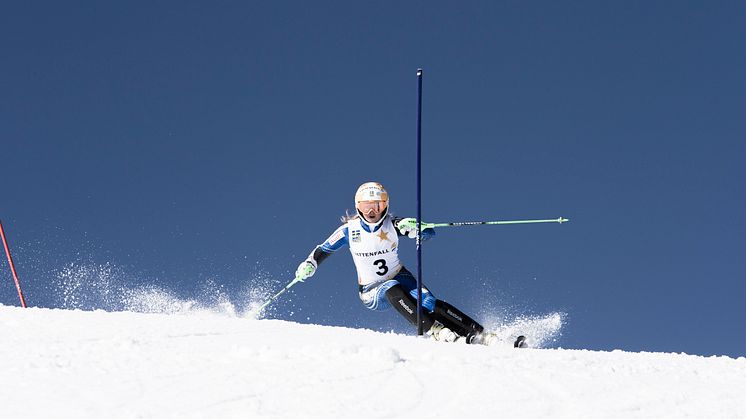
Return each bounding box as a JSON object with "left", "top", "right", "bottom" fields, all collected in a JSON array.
[{"left": 1, "top": 304, "right": 745, "bottom": 419}]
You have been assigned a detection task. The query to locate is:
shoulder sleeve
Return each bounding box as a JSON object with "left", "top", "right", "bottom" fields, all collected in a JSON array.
[
  {"left": 320, "top": 224, "right": 349, "bottom": 252},
  {"left": 306, "top": 224, "right": 348, "bottom": 268}
]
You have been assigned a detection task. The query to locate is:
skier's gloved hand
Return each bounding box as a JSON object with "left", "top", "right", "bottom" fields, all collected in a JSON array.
[
  {"left": 397, "top": 218, "right": 419, "bottom": 239},
  {"left": 295, "top": 260, "right": 317, "bottom": 281},
  {"left": 397, "top": 218, "right": 436, "bottom": 240}
]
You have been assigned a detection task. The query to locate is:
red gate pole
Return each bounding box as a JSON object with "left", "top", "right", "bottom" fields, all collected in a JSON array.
[{"left": 0, "top": 220, "right": 28, "bottom": 308}]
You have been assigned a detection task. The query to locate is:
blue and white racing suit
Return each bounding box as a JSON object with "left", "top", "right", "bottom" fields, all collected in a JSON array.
[{"left": 305, "top": 215, "right": 436, "bottom": 313}]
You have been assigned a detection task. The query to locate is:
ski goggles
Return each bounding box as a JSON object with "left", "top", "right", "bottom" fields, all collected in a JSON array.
[{"left": 357, "top": 201, "right": 387, "bottom": 213}]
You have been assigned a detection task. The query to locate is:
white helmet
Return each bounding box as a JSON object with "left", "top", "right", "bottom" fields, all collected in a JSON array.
[{"left": 355, "top": 182, "right": 389, "bottom": 227}]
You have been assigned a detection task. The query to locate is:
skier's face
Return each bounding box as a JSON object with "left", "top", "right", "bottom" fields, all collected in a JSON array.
[{"left": 358, "top": 201, "right": 386, "bottom": 223}]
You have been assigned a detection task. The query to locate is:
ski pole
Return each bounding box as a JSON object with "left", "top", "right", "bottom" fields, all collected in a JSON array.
[
  {"left": 0, "top": 220, "right": 28, "bottom": 308},
  {"left": 421, "top": 217, "right": 569, "bottom": 229},
  {"left": 252, "top": 275, "right": 304, "bottom": 316}
]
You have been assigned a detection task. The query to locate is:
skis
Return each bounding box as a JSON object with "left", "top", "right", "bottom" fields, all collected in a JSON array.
[
  {"left": 471, "top": 332, "right": 529, "bottom": 348},
  {"left": 426, "top": 329, "right": 530, "bottom": 348}
]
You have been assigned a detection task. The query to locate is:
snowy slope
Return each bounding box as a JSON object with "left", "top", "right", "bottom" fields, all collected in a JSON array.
[{"left": 1, "top": 305, "right": 744, "bottom": 419}]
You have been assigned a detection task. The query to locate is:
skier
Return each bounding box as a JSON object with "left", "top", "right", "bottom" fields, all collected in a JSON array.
[{"left": 295, "top": 181, "right": 522, "bottom": 346}]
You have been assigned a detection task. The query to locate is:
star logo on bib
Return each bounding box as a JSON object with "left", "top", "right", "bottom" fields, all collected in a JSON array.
[{"left": 377, "top": 229, "right": 391, "bottom": 243}]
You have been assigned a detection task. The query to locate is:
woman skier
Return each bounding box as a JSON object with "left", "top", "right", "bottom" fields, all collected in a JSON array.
[{"left": 295, "top": 181, "right": 523, "bottom": 346}]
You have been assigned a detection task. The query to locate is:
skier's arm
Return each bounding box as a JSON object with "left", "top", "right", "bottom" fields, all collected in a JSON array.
[
  {"left": 295, "top": 225, "right": 349, "bottom": 280},
  {"left": 392, "top": 217, "right": 435, "bottom": 240}
]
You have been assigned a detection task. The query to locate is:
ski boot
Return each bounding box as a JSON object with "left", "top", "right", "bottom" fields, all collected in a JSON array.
[
  {"left": 427, "top": 322, "right": 463, "bottom": 343},
  {"left": 514, "top": 335, "right": 528, "bottom": 348}
]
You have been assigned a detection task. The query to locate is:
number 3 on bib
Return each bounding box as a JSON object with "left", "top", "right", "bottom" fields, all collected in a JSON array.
[{"left": 373, "top": 259, "right": 388, "bottom": 276}]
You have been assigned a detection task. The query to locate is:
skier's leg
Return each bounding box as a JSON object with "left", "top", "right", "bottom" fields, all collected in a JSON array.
[
  {"left": 361, "top": 268, "right": 467, "bottom": 343},
  {"left": 431, "top": 299, "right": 484, "bottom": 344},
  {"left": 382, "top": 270, "right": 463, "bottom": 343},
  {"left": 386, "top": 267, "right": 484, "bottom": 342},
  {"left": 384, "top": 283, "right": 435, "bottom": 331},
  {"left": 385, "top": 286, "right": 464, "bottom": 343}
]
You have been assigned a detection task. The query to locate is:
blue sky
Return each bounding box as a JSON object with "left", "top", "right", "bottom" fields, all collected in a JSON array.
[{"left": 2, "top": 1, "right": 744, "bottom": 357}]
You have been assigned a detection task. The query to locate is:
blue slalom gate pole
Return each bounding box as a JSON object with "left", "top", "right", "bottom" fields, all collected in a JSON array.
[{"left": 416, "top": 68, "right": 424, "bottom": 336}]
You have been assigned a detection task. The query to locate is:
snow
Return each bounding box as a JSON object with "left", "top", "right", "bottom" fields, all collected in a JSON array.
[{"left": 1, "top": 304, "right": 745, "bottom": 418}]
